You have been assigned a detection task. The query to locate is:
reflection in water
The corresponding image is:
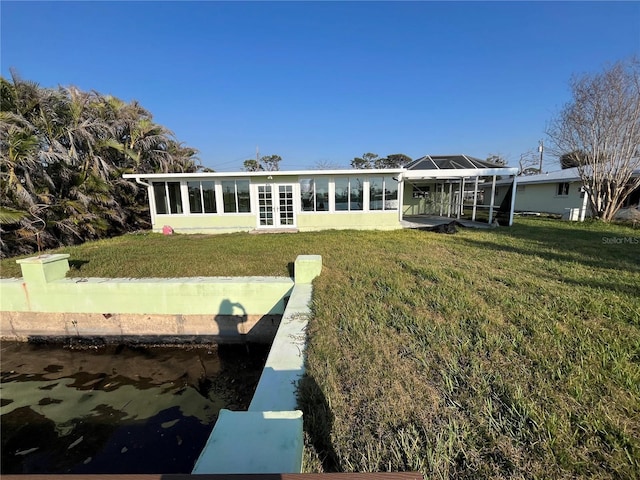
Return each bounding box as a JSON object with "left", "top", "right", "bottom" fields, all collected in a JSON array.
[{"left": 0, "top": 341, "right": 268, "bottom": 474}]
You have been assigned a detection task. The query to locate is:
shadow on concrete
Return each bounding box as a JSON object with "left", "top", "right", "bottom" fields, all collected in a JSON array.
[
  {"left": 214, "top": 299, "right": 287, "bottom": 344},
  {"left": 216, "top": 299, "right": 248, "bottom": 337},
  {"left": 297, "top": 374, "right": 340, "bottom": 472}
]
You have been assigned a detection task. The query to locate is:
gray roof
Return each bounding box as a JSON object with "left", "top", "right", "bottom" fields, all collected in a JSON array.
[
  {"left": 494, "top": 166, "right": 640, "bottom": 185},
  {"left": 406, "top": 155, "right": 504, "bottom": 170}
]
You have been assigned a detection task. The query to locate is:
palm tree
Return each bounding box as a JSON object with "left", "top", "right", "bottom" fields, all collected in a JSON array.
[{"left": 1, "top": 73, "right": 201, "bottom": 257}]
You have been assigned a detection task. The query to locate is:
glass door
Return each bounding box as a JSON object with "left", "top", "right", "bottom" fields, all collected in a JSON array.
[
  {"left": 278, "top": 185, "right": 295, "bottom": 226},
  {"left": 257, "top": 184, "right": 296, "bottom": 228},
  {"left": 258, "top": 185, "right": 274, "bottom": 226}
]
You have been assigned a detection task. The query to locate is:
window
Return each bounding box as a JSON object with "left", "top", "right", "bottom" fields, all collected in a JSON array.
[
  {"left": 300, "top": 178, "right": 329, "bottom": 212},
  {"left": 188, "top": 181, "right": 216, "bottom": 213},
  {"left": 153, "top": 182, "right": 183, "bottom": 214},
  {"left": 370, "top": 176, "right": 399, "bottom": 210},
  {"left": 153, "top": 183, "right": 168, "bottom": 214},
  {"left": 221, "top": 180, "right": 251, "bottom": 213},
  {"left": 557, "top": 182, "right": 570, "bottom": 196},
  {"left": 335, "top": 177, "right": 363, "bottom": 211}
]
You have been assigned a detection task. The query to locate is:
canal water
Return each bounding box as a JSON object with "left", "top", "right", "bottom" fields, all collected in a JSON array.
[{"left": 0, "top": 341, "right": 269, "bottom": 474}]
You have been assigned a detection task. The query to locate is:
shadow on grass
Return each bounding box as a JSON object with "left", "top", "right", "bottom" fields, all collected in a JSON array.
[
  {"left": 525, "top": 265, "right": 640, "bottom": 302},
  {"left": 68, "top": 259, "right": 89, "bottom": 272},
  {"left": 460, "top": 222, "right": 640, "bottom": 273},
  {"left": 297, "top": 373, "right": 340, "bottom": 472}
]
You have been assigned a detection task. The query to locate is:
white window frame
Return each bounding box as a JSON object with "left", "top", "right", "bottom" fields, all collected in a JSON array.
[
  {"left": 557, "top": 182, "right": 570, "bottom": 196},
  {"left": 369, "top": 176, "right": 399, "bottom": 212},
  {"left": 299, "top": 177, "right": 331, "bottom": 213},
  {"left": 186, "top": 180, "right": 217, "bottom": 215},
  {"left": 219, "top": 179, "right": 252, "bottom": 214}
]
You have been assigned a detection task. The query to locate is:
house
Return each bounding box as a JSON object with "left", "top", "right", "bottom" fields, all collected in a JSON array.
[
  {"left": 492, "top": 167, "right": 640, "bottom": 221},
  {"left": 123, "top": 155, "right": 519, "bottom": 234}
]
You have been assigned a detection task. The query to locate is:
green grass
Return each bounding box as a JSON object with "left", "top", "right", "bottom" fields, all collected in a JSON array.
[{"left": 2, "top": 219, "right": 639, "bottom": 478}]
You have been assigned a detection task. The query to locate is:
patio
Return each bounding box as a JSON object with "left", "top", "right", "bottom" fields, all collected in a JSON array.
[{"left": 401, "top": 215, "right": 491, "bottom": 229}]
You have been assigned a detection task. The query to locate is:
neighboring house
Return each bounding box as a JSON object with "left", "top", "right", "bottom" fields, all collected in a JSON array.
[
  {"left": 493, "top": 167, "right": 640, "bottom": 221},
  {"left": 123, "top": 155, "right": 518, "bottom": 234}
]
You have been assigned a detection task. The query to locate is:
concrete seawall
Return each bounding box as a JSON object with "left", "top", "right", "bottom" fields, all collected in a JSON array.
[
  {"left": 0, "top": 254, "right": 292, "bottom": 344},
  {"left": 193, "top": 257, "right": 321, "bottom": 474},
  {"left": 0, "top": 252, "right": 324, "bottom": 474}
]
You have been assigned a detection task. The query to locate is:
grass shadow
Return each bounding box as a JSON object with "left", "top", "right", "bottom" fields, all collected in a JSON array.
[
  {"left": 462, "top": 220, "right": 640, "bottom": 273},
  {"left": 297, "top": 373, "right": 340, "bottom": 472},
  {"left": 68, "top": 259, "right": 90, "bottom": 272}
]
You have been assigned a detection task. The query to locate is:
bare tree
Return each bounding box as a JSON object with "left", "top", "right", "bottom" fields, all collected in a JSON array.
[
  {"left": 518, "top": 150, "right": 541, "bottom": 175},
  {"left": 312, "top": 158, "right": 343, "bottom": 170},
  {"left": 547, "top": 57, "right": 640, "bottom": 221}
]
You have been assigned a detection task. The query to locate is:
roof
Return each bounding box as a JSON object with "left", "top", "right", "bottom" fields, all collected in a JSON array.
[
  {"left": 496, "top": 166, "right": 640, "bottom": 185},
  {"left": 509, "top": 167, "right": 582, "bottom": 185},
  {"left": 123, "top": 167, "right": 404, "bottom": 181},
  {"left": 122, "top": 154, "right": 519, "bottom": 183},
  {"left": 406, "top": 155, "right": 504, "bottom": 170}
]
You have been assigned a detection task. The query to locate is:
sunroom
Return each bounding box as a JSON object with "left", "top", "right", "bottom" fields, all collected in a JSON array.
[
  {"left": 123, "top": 170, "right": 406, "bottom": 234},
  {"left": 123, "top": 156, "right": 518, "bottom": 234}
]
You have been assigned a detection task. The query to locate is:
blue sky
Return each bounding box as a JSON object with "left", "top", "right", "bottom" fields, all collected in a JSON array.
[{"left": 2, "top": 1, "right": 639, "bottom": 171}]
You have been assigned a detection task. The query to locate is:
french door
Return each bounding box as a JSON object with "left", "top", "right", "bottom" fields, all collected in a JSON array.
[{"left": 257, "top": 184, "right": 296, "bottom": 228}]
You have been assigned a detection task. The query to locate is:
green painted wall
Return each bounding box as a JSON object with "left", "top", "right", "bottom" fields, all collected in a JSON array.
[
  {"left": 296, "top": 211, "right": 400, "bottom": 230},
  {"left": 154, "top": 211, "right": 402, "bottom": 233},
  {"left": 251, "top": 175, "right": 300, "bottom": 183},
  {"left": 153, "top": 213, "right": 255, "bottom": 233},
  {"left": 1, "top": 254, "right": 327, "bottom": 317},
  {"left": 0, "top": 277, "right": 292, "bottom": 315},
  {"left": 1, "top": 255, "right": 323, "bottom": 345},
  {"left": 403, "top": 182, "right": 456, "bottom": 216}
]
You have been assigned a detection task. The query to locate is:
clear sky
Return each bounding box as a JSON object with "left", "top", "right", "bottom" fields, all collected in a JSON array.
[{"left": 2, "top": 1, "right": 639, "bottom": 171}]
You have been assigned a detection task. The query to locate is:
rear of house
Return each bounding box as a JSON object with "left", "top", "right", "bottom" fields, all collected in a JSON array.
[
  {"left": 126, "top": 170, "right": 405, "bottom": 234},
  {"left": 123, "top": 156, "right": 519, "bottom": 234}
]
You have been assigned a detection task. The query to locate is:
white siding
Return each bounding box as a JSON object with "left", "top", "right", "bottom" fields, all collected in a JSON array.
[{"left": 514, "top": 182, "right": 584, "bottom": 214}]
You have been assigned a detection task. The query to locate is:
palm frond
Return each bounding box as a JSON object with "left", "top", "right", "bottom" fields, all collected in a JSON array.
[{"left": 0, "top": 206, "right": 28, "bottom": 225}]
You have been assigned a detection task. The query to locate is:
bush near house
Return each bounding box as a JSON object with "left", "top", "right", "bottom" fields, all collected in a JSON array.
[{"left": 1, "top": 218, "right": 638, "bottom": 478}]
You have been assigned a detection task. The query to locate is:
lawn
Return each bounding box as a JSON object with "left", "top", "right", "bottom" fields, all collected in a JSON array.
[{"left": 2, "top": 218, "right": 639, "bottom": 478}]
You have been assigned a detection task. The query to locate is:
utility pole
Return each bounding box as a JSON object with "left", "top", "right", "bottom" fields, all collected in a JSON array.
[{"left": 538, "top": 140, "right": 544, "bottom": 173}]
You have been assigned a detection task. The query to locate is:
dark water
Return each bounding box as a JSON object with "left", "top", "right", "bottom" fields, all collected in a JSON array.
[{"left": 0, "top": 341, "right": 268, "bottom": 474}]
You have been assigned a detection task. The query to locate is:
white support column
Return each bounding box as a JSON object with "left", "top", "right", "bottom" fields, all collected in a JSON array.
[
  {"left": 472, "top": 176, "right": 479, "bottom": 222},
  {"left": 397, "top": 175, "right": 404, "bottom": 222},
  {"left": 579, "top": 187, "right": 589, "bottom": 221},
  {"left": 447, "top": 183, "right": 453, "bottom": 217},
  {"left": 508, "top": 175, "right": 518, "bottom": 226},
  {"left": 439, "top": 183, "right": 444, "bottom": 216},
  {"left": 148, "top": 183, "right": 158, "bottom": 228},
  {"left": 458, "top": 178, "right": 465, "bottom": 219},
  {"left": 488, "top": 175, "right": 497, "bottom": 224}
]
